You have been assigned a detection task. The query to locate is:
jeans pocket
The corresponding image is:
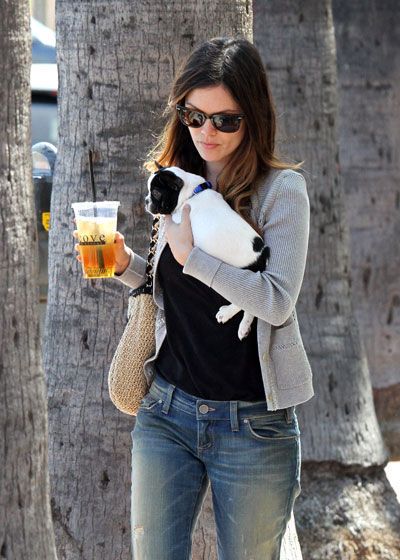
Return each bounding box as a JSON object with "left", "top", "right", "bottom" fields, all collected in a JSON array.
[
  {"left": 244, "top": 414, "right": 299, "bottom": 442},
  {"left": 139, "top": 392, "right": 162, "bottom": 411}
]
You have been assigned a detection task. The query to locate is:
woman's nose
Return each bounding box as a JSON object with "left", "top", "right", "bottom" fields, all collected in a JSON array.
[{"left": 200, "top": 117, "right": 217, "bottom": 135}]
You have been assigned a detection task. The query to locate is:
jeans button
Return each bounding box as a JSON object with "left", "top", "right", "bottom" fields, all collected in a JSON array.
[{"left": 199, "top": 404, "right": 209, "bottom": 414}]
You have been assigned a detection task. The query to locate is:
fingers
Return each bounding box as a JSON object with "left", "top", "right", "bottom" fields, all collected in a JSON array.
[
  {"left": 74, "top": 242, "right": 81, "bottom": 262},
  {"left": 114, "top": 231, "right": 124, "bottom": 243},
  {"left": 74, "top": 243, "right": 82, "bottom": 264},
  {"left": 72, "top": 219, "right": 81, "bottom": 263},
  {"left": 182, "top": 205, "right": 191, "bottom": 221}
]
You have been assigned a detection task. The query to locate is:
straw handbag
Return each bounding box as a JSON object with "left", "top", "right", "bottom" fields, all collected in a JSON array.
[{"left": 108, "top": 215, "right": 160, "bottom": 415}]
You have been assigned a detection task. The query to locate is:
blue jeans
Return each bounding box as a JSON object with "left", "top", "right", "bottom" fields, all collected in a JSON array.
[{"left": 131, "top": 373, "right": 301, "bottom": 560}]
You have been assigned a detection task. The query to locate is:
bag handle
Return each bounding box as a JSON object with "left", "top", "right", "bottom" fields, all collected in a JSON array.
[
  {"left": 129, "top": 215, "right": 160, "bottom": 297},
  {"left": 144, "top": 215, "right": 160, "bottom": 289}
]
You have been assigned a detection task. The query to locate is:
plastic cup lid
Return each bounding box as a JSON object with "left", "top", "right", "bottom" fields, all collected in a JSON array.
[{"left": 71, "top": 201, "right": 120, "bottom": 210}]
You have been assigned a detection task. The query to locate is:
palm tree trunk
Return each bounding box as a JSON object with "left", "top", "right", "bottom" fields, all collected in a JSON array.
[
  {"left": 254, "top": 0, "right": 400, "bottom": 557},
  {"left": 0, "top": 2, "right": 57, "bottom": 558},
  {"left": 333, "top": 0, "right": 400, "bottom": 460}
]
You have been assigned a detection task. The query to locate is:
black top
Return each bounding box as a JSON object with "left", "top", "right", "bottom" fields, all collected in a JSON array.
[{"left": 154, "top": 243, "right": 266, "bottom": 401}]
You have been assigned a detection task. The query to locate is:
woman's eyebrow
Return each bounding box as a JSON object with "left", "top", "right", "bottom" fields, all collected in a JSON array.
[{"left": 185, "top": 101, "right": 240, "bottom": 114}]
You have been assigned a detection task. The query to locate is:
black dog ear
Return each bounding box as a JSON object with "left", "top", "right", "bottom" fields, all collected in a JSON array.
[
  {"left": 151, "top": 169, "right": 184, "bottom": 192},
  {"left": 154, "top": 160, "right": 165, "bottom": 171}
]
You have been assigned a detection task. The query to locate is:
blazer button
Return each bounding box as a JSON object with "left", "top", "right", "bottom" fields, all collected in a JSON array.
[{"left": 262, "top": 352, "right": 268, "bottom": 362}]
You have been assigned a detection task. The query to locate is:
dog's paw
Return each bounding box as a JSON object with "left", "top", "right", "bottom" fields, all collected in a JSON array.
[
  {"left": 238, "top": 312, "right": 254, "bottom": 340},
  {"left": 216, "top": 306, "right": 230, "bottom": 323},
  {"left": 216, "top": 304, "right": 241, "bottom": 324},
  {"left": 238, "top": 324, "right": 251, "bottom": 340}
]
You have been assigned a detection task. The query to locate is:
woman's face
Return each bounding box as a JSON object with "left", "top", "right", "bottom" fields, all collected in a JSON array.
[{"left": 184, "top": 84, "right": 246, "bottom": 171}]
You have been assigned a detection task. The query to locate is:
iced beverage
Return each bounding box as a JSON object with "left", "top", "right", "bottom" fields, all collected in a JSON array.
[{"left": 72, "top": 201, "right": 120, "bottom": 279}]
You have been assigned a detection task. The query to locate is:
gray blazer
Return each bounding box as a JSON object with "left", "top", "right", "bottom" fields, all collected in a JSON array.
[{"left": 117, "top": 168, "right": 314, "bottom": 410}]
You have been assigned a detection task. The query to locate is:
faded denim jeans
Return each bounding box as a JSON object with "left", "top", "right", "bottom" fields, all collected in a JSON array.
[{"left": 131, "top": 373, "right": 301, "bottom": 560}]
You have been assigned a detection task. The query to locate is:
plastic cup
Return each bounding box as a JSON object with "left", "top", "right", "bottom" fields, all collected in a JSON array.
[{"left": 72, "top": 201, "right": 120, "bottom": 279}]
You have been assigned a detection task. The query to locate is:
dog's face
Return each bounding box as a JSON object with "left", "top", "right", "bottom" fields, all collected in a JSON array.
[
  {"left": 145, "top": 166, "right": 205, "bottom": 215},
  {"left": 145, "top": 169, "right": 184, "bottom": 215}
]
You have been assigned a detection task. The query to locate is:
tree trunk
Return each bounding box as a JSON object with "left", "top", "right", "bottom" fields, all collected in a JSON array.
[
  {"left": 0, "top": 2, "right": 57, "bottom": 559},
  {"left": 254, "top": 0, "right": 400, "bottom": 557},
  {"left": 332, "top": 0, "right": 400, "bottom": 460},
  {"left": 46, "top": 1, "right": 300, "bottom": 559}
]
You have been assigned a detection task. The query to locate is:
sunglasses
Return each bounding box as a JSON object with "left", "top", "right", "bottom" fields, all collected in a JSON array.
[{"left": 176, "top": 104, "right": 245, "bottom": 133}]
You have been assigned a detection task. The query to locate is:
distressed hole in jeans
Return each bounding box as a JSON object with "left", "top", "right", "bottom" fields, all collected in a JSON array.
[{"left": 134, "top": 525, "right": 144, "bottom": 537}]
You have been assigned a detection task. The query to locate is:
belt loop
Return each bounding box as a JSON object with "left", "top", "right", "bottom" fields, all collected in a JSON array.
[
  {"left": 230, "top": 401, "right": 239, "bottom": 432},
  {"left": 285, "top": 406, "right": 294, "bottom": 424},
  {"left": 161, "top": 383, "right": 175, "bottom": 415}
]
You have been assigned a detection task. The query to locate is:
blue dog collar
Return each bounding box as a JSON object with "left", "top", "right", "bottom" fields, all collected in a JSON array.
[{"left": 191, "top": 181, "right": 213, "bottom": 197}]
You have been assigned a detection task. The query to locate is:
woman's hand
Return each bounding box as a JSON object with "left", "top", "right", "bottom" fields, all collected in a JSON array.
[
  {"left": 164, "top": 205, "right": 193, "bottom": 266},
  {"left": 72, "top": 227, "right": 131, "bottom": 275}
]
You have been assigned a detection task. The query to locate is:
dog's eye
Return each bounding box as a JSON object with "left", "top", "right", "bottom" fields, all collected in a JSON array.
[{"left": 152, "top": 189, "right": 162, "bottom": 201}]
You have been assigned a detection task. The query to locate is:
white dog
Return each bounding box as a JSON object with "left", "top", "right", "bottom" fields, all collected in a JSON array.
[{"left": 145, "top": 165, "right": 270, "bottom": 340}]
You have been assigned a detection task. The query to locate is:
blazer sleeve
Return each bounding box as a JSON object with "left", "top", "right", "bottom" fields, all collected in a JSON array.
[{"left": 182, "top": 171, "right": 310, "bottom": 326}]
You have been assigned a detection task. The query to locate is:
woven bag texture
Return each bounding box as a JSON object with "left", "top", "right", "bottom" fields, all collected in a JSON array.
[{"left": 108, "top": 292, "right": 157, "bottom": 415}]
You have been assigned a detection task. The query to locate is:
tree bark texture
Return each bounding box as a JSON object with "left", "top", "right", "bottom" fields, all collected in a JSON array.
[
  {"left": 254, "top": 0, "right": 386, "bottom": 467},
  {"left": 45, "top": 2, "right": 303, "bottom": 559},
  {"left": 296, "top": 463, "right": 400, "bottom": 559},
  {"left": 0, "top": 2, "right": 58, "bottom": 559},
  {"left": 254, "top": 0, "right": 400, "bottom": 557},
  {"left": 332, "top": 0, "right": 400, "bottom": 459}
]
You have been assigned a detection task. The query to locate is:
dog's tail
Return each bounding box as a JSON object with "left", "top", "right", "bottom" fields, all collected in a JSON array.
[
  {"left": 259, "top": 244, "right": 270, "bottom": 269},
  {"left": 245, "top": 237, "right": 270, "bottom": 272}
]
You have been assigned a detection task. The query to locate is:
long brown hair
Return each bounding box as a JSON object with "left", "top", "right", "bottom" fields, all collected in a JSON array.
[{"left": 145, "top": 37, "right": 303, "bottom": 231}]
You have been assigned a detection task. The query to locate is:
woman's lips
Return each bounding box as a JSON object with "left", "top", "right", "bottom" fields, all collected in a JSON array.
[{"left": 200, "top": 142, "right": 219, "bottom": 149}]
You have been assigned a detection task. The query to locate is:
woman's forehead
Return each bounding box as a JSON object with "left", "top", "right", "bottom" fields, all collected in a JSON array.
[{"left": 185, "top": 84, "right": 242, "bottom": 113}]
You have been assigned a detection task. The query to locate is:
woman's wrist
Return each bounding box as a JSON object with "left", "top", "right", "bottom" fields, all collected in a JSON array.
[
  {"left": 115, "top": 250, "right": 131, "bottom": 275},
  {"left": 180, "top": 244, "right": 194, "bottom": 266}
]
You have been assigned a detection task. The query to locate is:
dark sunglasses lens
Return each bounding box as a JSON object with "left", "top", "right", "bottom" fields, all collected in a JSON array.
[
  {"left": 179, "top": 108, "right": 205, "bottom": 128},
  {"left": 213, "top": 115, "right": 241, "bottom": 132},
  {"left": 177, "top": 106, "right": 242, "bottom": 132}
]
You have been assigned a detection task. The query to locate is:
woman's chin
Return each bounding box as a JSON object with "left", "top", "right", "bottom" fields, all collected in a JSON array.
[{"left": 197, "top": 148, "right": 228, "bottom": 165}]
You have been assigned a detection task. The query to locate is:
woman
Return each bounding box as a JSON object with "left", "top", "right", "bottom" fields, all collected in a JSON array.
[{"left": 77, "top": 37, "right": 313, "bottom": 559}]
